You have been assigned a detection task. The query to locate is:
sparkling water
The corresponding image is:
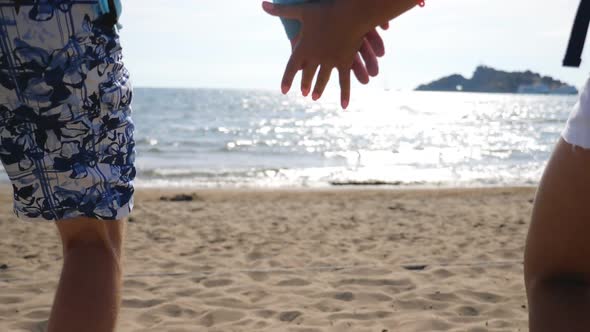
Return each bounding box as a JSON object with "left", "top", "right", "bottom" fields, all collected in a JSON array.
[{"left": 0, "top": 88, "right": 577, "bottom": 188}]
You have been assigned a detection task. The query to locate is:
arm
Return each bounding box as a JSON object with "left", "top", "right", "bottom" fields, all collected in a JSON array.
[
  {"left": 275, "top": 0, "right": 389, "bottom": 85},
  {"left": 357, "top": 0, "right": 419, "bottom": 33},
  {"left": 290, "top": 27, "right": 388, "bottom": 91},
  {"left": 263, "top": 0, "right": 420, "bottom": 108}
]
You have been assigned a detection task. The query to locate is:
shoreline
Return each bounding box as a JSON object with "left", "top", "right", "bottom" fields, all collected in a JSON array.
[{"left": 1, "top": 184, "right": 539, "bottom": 194}]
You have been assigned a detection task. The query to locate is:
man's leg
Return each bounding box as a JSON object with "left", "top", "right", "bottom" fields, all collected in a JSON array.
[
  {"left": 47, "top": 217, "right": 125, "bottom": 332},
  {"left": 525, "top": 138, "right": 590, "bottom": 331}
]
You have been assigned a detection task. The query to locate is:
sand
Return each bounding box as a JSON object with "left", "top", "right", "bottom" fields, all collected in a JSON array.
[{"left": 0, "top": 186, "right": 534, "bottom": 332}]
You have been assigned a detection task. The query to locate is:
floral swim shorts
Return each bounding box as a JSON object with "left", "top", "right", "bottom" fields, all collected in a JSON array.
[{"left": 0, "top": 1, "right": 135, "bottom": 221}]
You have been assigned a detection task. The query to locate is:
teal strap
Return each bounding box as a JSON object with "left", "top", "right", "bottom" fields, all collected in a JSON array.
[{"left": 273, "top": 0, "right": 308, "bottom": 40}]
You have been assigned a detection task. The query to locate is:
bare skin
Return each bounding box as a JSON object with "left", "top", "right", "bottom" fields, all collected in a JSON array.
[
  {"left": 263, "top": 0, "right": 417, "bottom": 108},
  {"left": 47, "top": 217, "right": 125, "bottom": 332},
  {"left": 290, "top": 24, "right": 389, "bottom": 97},
  {"left": 525, "top": 138, "right": 590, "bottom": 331}
]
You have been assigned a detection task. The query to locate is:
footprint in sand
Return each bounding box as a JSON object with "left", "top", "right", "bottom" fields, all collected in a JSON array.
[
  {"left": 426, "top": 291, "right": 460, "bottom": 302},
  {"left": 456, "top": 306, "right": 479, "bottom": 316},
  {"left": 199, "top": 309, "right": 245, "bottom": 327},
  {"left": 395, "top": 298, "right": 451, "bottom": 311},
  {"left": 122, "top": 298, "right": 164, "bottom": 309},
  {"left": 137, "top": 311, "right": 164, "bottom": 327},
  {"left": 333, "top": 291, "right": 355, "bottom": 301},
  {"left": 432, "top": 268, "right": 454, "bottom": 279},
  {"left": 202, "top": 279, "right": 233, "bottom": 288},
  {"left": 336, "top": 278, "right": 416, "bottom": 294},
  {"left": 277, "top": 278, "right": 311, "bottom": 287},
  {"left": 123, "top": 280, "right": 150, "bottom": 289},
  {"left": 311, "top": 300, "right": 345, "bottom": 313},
  {"left": 287, "top": 329, "right": 322, "bottom": 332},
  {"left": 279, "top": 311, "right": 302, "bottom": 322},
  {"left": 466, "top": 328, "right": 488, "bottom": 332},
  {"left": 461, "top": 290, "right": 505, "bottom": 303},
  {"left": 23, "top": 310, "right": 50, "bottom": 320},
  {"left": 160, "top": 304, "right": 199, "bottom": 318},
  {"left": 11, "top": 320, "right": 48, "bottom": 332},
  {"left": 242, "top": 289, "right": 270, "bottom": 303},
  {"left": 399, "top": 318, "right": 454, "bottom": 331},
  {"left": 327, "top": 311, "right": 392, "bottom": 320},
  {"left": 337, "top": 278, "right": 414, "bottom": 287},
  {"left": 254, "top": 321, "right": 270, "bottom": 329},
  {"left": 205, "top": 297, "right": 250, "bottom": 309},
  {"left": 486, "top": 319, "right": 512, "bottom": 328},
  {"left": 0, "top": 296, "right": 22, "bottom": 304},
  {"left": 174, "top": 287, "right": 201, "bottom": 298},
  {"left": 254, "top": 309, "right": 276, "bottom": 319},
  {"left": 246, "top": 251, "right": 265, "bottom": 261},
  {"left": 137, "top": 304, "right": 200, "bottom": 328},
  {"left": 356, "top": 292, "right": 393, "bottom": 302},
  {"left": 246, "top": 271, "right": 269, "bottom": 282}
]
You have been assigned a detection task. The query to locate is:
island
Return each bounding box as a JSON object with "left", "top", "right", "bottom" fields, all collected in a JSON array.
[{"left": 416, "top": 66, "right": 578, "bottom": 95}]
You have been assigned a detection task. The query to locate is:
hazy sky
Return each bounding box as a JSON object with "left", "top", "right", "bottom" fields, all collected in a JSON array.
[{"left": 119, "top": 0, "right": 588, "bottom": 91}]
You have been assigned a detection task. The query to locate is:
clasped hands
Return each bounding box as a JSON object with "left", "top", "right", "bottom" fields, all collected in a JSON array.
[{"left": 263, "top": 0, "right": 389, "bottom": 109}]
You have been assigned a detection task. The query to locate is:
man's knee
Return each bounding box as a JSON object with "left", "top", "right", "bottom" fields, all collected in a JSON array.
[{"left": 56, "top": 217, "right": 125, "bottom": 258}]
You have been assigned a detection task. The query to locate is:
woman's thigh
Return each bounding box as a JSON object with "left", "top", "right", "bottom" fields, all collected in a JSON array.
[
  {"left": 526, "top": 138, "right": 590, "bottom": 280},
  {"left": 525, "top": 138, "right": 590, "bottom": 331}
]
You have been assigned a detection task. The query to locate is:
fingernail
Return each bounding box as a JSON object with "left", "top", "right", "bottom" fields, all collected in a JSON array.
[
  {"left": 342, "top": 100, "right": 349, "bottom": 109},
  {"left": 312, "top": 92, "right": 320, "bottom": 100},
  {"left": 262, "top": 2, "right": 274, "bottom": 11},
  {"left": 302, "top": 87, "right": 309, "bottom": 96},
  {"left": 281, "top": 85, "right": 289, "bottom": 94}
]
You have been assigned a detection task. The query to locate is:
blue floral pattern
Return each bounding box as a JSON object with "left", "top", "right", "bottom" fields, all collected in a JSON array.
[{"left": 0, "top": 1, "right": 135, "bottom": 221}]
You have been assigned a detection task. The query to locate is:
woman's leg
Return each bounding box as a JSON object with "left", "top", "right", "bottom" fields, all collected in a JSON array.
[
  {"left": 525, "top": 138, "right": 590, "bottom": 331},
  {"left": 47, "top": 217, "right": 125, "bottom": 332}
]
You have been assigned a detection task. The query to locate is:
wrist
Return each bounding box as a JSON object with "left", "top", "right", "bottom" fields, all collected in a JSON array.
[
  {"left": 338, "top": 0, "right": 383, "bottom": 38},
  {"left": 353, "top": 0, "right": 420, "bottom": 32}
]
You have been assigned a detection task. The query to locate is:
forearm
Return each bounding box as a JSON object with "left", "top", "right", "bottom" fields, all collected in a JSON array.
[{"left": 352, "top": 0, "right": 419, "bottom": 33}]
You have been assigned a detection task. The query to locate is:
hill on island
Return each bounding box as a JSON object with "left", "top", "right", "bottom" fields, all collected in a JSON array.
[{"left": 416, "top": 66, "right": 578, "bottom": 95}]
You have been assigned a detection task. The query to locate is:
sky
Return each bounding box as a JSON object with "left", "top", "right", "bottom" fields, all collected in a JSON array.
[{"left": 119, "top": 0, "right": 589, "bottom": 91}]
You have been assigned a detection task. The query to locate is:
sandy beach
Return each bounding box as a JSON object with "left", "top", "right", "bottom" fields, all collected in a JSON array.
[{"left": 0, "top": 186, "right": 534, "bottom": 332}]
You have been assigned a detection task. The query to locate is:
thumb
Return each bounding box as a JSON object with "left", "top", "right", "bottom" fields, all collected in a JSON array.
[{"left": 262, "top": 1, "right": 303, "bottom": 20}]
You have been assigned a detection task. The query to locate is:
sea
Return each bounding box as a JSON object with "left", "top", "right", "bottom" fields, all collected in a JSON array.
[{"left": 0, "top": 88, "right": 578, "bottom": 188}]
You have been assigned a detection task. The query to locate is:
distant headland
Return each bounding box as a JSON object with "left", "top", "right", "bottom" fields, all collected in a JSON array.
[{"left": 416, "top": 66, "right": 578, "bottom": 95}]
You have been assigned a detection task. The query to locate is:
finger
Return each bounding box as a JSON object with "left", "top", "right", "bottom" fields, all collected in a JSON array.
[
  {"left": 360, "top": 39, "right": 379, "bottom": 77},
  {"left": 339, "top": 68, "right": 351, "bottom": 109},
  {"left": 312, "top": 66, "right": 332, "bottom": 101},
  {"left": 262, "top": 1, "right": 303, "bottom": 19},
  {"left": 301, "top": 63, "right": 318, "bottom": 97},
  {"left": 352, "top": 54, "right": 369, "bottom": 85},
  {"left": 365, "top": 29, "right": 385, "bottom": 57},
  {"left": 282, "top": 55, "right": 302, "bottom": 94},
  {"left": 381, "top": 22, "right": 390, "bottom": 30},
  {"left": 290, "top": 36, "right": 299, "bottom": 50}
]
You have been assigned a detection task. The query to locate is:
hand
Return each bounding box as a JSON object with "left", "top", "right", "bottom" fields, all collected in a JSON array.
[
  {"left": 264, "top": 1, "right": 382, "bottom": 109},
  {"left": 290, "top": 25, "right": 388, "bottom": 88}
]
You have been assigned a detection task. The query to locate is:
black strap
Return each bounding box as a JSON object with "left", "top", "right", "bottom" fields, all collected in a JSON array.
[
  {"left": 564, "top": 0, "right": 590, "bottom": 67},
  {"left": 104, "top": 0, "right": 118, "bottom": 26},
  {"left": 14, "top": 0, "right": 23, "bottom": 14}
]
